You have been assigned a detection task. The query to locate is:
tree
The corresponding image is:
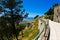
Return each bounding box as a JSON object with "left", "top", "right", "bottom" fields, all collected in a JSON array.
[
  {"left": 18, "top": 24, "right": 26, "bottom": 37},
  {"left": 53, "top": 3, "right": 59, "bottom": 8},
  {"left": 44, "top": 4, "right": 59, "bottom": 20},
  {"left": 44, "top": 8, "right": 54, "bottom": 20},
  {"left": 0, "top": 0, "right": 28, "bottom": 40}
]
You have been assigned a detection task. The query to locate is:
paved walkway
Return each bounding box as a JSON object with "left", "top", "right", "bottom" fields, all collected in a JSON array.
[
  {"left": 49, "top": 20, "right": 60, "bottom": 40},
  {"left": 37, "top": 19, "right": 60, "bottom": 40}
]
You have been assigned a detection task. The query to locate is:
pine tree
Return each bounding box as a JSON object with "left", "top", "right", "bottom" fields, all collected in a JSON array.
[{"left": 0, "top": 0, "right": 28, "bottom": 40}]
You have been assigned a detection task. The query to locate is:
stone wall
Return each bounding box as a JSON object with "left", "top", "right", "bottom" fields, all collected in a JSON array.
[{"left": 54, "top": 5, "right": 60, "bottom": 23}]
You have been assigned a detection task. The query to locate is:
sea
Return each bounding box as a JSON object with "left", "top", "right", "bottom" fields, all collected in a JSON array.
[{"left": 23, "top": 17, "right": 34, "bottom": 21}]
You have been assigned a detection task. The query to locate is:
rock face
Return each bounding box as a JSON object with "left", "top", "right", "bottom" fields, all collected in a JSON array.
[{"left": 54, "top": 5, "right": 60, "bottom": 23}]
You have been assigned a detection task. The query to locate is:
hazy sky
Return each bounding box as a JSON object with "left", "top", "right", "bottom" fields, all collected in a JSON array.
[{"left": 23, "top": 0, "right": 60, "bottom": 17}]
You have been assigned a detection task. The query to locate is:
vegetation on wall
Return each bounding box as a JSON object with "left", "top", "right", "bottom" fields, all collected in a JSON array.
[{"left": 44, "top": 4, "right": 60, "bottom": 21}]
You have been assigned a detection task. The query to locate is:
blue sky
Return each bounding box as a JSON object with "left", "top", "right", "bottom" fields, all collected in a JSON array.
[{"left": 23, "top": 0, "right": 60, "bottom": 17}]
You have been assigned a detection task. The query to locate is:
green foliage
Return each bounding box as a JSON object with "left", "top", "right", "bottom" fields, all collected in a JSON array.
[
  {"left": 44, "top": 4, "right": 60, "bottom": 21},
  {"left": 18, "top": 18, "right": 39, "bottom": 40},
  {"left": 17, "top": 24, "right": 26, "bottom": 37},
  {"left": 53, "top": 3, "right": 60, "bottom": 8},
  {"left": 0, "top": 0, "right": 28, "bottom": 40},
  {"left": 34, "top": 15, "right": 39, "bottom": 19},
  {"left": 18, "top": 24, "right": 26, "bottom": 31},
  {"left": 44, "top": 5, "right": 54, "bottom": 20}
]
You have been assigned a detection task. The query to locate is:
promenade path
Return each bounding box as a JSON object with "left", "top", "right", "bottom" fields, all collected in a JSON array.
[
  {"left": 49, "top": 20, "right": 60, "bottom": 40},
  {"left": 38, "top": 19, "right": 60, "bottom": 40}
]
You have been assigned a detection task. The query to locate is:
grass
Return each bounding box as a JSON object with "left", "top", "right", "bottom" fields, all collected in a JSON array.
[{"left": 18, "top": 18, "right": 39, "bottom": 40}]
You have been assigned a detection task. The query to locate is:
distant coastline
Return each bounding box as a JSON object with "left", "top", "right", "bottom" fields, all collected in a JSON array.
[{"left": 23, "top": 17, "right": 34, "bottom": 21}]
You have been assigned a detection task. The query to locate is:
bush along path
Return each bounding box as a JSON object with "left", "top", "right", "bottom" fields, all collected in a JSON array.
[{"left": 18, "top": 18, "right": 39, "bottom": 40}]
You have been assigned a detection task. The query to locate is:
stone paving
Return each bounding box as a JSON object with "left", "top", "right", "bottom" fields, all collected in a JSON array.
[{"left": 49, "top": 20, "right": 60, "bottom": 40}]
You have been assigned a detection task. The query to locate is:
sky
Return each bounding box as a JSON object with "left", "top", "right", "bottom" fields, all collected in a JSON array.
[{"left": 23, "top": 0, "right": 60, "bottom": 17}]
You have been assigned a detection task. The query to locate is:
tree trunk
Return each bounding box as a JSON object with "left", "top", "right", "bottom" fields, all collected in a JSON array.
[
  {"left": 11, "top": 10, "right": 18, "bottom": 40},
  {"left": 21, "top": 30, "right": 24, "bottom": 37},
  {"left": 16, "top": 36, "right": 18, "bottom": 40},
  {"left": 0, "top": 35, "right": 4, "bottom": 40},
  {"left": 12, "top": 17, "right": 18, "bottom": 40}
]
